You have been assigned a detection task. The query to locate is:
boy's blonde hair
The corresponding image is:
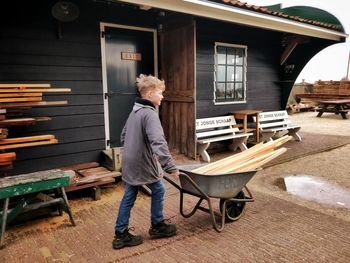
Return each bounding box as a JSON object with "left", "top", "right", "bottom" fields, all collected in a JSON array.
[{"left": 136, "top": 74, "right": 165, "bottom": 96}]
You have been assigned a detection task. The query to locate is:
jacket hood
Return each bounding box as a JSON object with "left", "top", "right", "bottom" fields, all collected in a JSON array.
[{"left": 133, "top": 97, "right": 156, "bottom": 112}]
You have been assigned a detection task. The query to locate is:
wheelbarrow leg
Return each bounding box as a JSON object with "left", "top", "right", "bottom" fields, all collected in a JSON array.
[
  {"left": 164, "top": 173, "right": 230, "bottom": 232},
  {"left": 200, "top": 197, "right": 225, "bottom": 232},
  {"left": 179, "top": 193, "right": 204, "bottom": 218},
  {"left": 180, "top": 192, "right": 225, "bottom": 232}
]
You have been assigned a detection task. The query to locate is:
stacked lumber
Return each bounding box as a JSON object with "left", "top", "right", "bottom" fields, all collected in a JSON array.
[
  {"left": 0, "top": 134, "right": 59, "bottom": 170},
  {"left": 296, "top": 93, "right": 350, "bottom": 105},
  {"left": 0, "top": 108, "right": 6, "bottom": 121},
  {"left": 0, "top": 152, "right": 16, "bottom": 167},
  {"left": 0, "top": 117, "right": 51, "bottom": 127},
  {"left": 0, "top": 128, "right": 9, "bottom": 139},
  {"left": 0, "top": 83, "right": 70, "bottom": 171},
  {"left": 0, "top": 134, "right": 59, "bottom": 171},
  {"left": 192, "top": 135, "right": 292, "bottom": 175},
  {"left": 313, "top": 80, "right": 350, "bottom": 95},
  {"left": 0, "top": 83, "right": 70, "bottom": 125},
  {"left": 0, "top": 84, "right": 70, "bottom": 108},
  {"left": 0, "top": 135, "right": 57, "bottom": 150}
]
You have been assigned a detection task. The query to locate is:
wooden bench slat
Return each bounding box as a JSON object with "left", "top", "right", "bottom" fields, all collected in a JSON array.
[
  {"left": 196, "top": 115, "right": 238, "bottom": 130},
  {"left": 258, "top": 110, "right": 289, "bottom": 121},
  {"left": 259, "top": 120, "right": 292, "bottom": 129},
  {"left": 255, "top": 110, "right": 301, "bottom": 142},
  {"left": 198, "top": 133, "right": 250, "bottom": 144},
  {"left": 196, "top": 127, "right": 240, "bottom": 138},
  {"left": 196, "top": 115, "right": 251, "bottom": 162},
  {"left": 263, "top": 125, "right": 300, "bottom": 132}
]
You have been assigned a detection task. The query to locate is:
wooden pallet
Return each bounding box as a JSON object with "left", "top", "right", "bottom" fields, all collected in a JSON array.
[{"left": 62, "top": 162, "right": 121, "bottom": 200}]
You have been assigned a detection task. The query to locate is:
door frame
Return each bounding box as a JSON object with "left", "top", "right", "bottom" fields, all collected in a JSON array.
[{"left": 100, "top": 22, "right": 158, "bottom": 149}]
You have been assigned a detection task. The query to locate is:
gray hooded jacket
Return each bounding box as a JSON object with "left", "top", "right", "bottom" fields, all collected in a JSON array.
[{"left": 120, "top": 98, "right": 177, "bottom": 185}]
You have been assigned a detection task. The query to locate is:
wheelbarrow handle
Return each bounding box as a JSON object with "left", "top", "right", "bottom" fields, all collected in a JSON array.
[
  {"left": 163, "top": 174, "right": 182, "bottom": 190},
  {"left": 163, "top": 171, "right": 190, "bottom": 191}
]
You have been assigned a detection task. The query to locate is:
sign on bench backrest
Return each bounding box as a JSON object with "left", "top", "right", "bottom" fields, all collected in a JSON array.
[
  {"left": 259, "top": 110, "right": 288, "bottom": 121},
  {"left": 196, "top": 116, "right": 237, "bottom": 130}
]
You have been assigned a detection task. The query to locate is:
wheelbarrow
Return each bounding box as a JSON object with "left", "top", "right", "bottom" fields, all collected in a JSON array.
[{"left": 164, "top": 168, "right": 260, "bottom": 232}]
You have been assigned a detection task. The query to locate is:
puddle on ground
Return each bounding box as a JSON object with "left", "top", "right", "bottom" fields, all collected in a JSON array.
[{"left": 274, "top": 175, "right": 350, "bottom": 209}]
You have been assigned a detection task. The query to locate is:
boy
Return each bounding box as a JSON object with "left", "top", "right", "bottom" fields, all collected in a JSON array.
[{"left": 113, "top": 74, "right": 180, "bottom": 249}]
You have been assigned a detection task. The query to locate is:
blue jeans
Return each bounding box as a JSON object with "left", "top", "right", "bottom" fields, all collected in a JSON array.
[{"left": 115, "top": 180, "right": 165, "bottom": 233}]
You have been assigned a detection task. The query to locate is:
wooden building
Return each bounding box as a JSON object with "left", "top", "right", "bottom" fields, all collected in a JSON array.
[{"left": 0, "top": 0, "right": 347, "bottom": 174}]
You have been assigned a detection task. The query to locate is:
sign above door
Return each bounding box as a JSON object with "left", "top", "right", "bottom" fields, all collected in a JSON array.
[{"left": 121, "top": 52, "right": 142, "bottom": 61}]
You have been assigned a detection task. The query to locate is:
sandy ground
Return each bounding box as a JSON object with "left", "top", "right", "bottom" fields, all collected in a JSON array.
[{"left": 249, "top": 111, "right": 350, "bottom": 222}]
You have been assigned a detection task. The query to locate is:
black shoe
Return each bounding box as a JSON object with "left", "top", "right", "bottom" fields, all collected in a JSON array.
[
  {"left": 149, "top": 220, "right": 177, "bottom": 238},
  {"left": 112, "top": 228, "right": 143, "bottom": 249}
]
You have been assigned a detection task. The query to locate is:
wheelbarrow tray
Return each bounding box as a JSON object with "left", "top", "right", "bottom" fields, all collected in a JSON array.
[{"left": 179, "top": 169, "right": 258, "bottom": 199}]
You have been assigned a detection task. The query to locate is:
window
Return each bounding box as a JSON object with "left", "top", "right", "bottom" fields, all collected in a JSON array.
[{"left": 214, "top": 42, "right": 247, "bottom": 104}]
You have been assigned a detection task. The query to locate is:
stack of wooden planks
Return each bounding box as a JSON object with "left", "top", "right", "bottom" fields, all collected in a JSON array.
[
  {"left": 0, "top": 135, "right": 57, "bottom": 151},
  {"left": 0, "top": 152, "right": 16, "bottom": 167},
  {"left": 0, "top": 128, "right": 8, "bottom": 139},
  {"left": 192, "top": 135, "right": 292, "bottom": 175},
  {"left": 0, "top": 83, "right": 70, "bottom": 127},
  {"left": 0, "top": 84, "right": 70, "bottom": 170},
  {"left": 0, "top": 83, "right": 70, "bottom": 108}
]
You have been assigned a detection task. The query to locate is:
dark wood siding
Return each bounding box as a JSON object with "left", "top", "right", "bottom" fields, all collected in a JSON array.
[
  {"left": 0, "top": 0, "right": 158, "bottom": 175},
  {"left": 196, "top": 18, "right": 284, "bottom": 118}
]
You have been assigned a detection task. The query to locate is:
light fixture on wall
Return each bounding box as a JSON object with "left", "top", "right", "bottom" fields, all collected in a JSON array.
[
  {"left": 52, "top": 1, "right": 80, "bottom": 39},
  {"left": 284, "top": 64, "right": 295, "bottom": 74},
  {"left": 52, "top": 1, "right": 80, "bottom": 22}
]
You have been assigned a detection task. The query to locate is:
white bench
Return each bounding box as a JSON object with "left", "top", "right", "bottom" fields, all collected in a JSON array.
[
  {"left": 196, "top": 115, "right": 252, "bottom": 162},
  {"left": 255, "top": 110, "right": 301, "bottom": 142}
]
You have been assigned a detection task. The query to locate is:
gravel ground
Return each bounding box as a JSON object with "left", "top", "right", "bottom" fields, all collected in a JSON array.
[
  {"left": 288, "top": 110, "right": 350, "bottom": 136},
  {"left": 249, "top": 111, "right": 350, "bottom": 222}
]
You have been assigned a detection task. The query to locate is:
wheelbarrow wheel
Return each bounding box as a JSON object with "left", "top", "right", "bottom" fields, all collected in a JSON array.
[{"left": 220, "top": 191, "right": 246, "bottom": 222}]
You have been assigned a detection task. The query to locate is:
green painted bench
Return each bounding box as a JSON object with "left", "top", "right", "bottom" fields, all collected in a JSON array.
[{"left": 0, "top": 169, "right": 76, "bottom": 247}]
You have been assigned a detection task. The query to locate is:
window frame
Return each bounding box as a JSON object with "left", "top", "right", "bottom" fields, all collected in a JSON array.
[{"left": 213, "top": 42, "right": 248, "bottom": 105}]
